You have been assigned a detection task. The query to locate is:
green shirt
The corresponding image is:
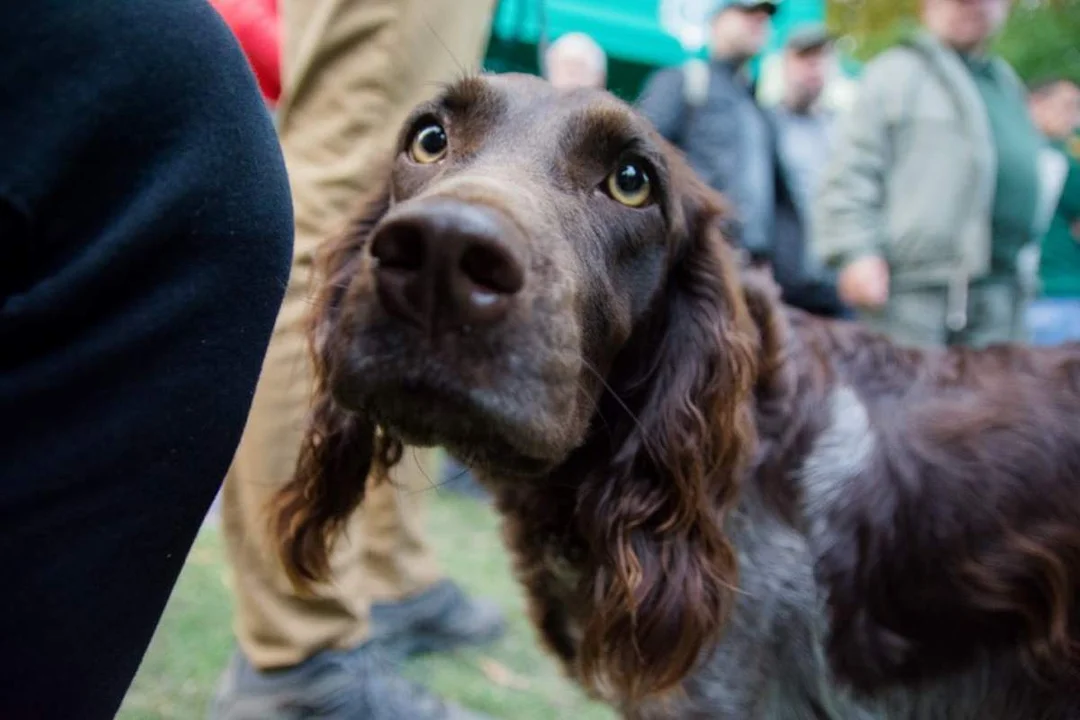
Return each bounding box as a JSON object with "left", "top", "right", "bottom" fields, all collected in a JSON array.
[
  {"left": 1038, "top": 142, "right": 1080, "bottom": 297},
  {"left": 962, "top": 54, "right": 1042, "bottom": 276}
]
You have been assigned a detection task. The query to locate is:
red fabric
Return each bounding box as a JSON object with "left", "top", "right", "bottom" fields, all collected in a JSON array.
[{"left": 209, "top": 0, "right": 281, "bottom": 106}]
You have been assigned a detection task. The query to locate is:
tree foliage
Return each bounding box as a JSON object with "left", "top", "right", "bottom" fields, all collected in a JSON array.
[
  {"left": 826, "top": 0, "right": 919, "bottom": 61},
  {"left": 826, "top": 0, "right": 1080, "bottom": 84},
  {"left": 996, "top": 0, "right": 1080, "bottom": 84}
]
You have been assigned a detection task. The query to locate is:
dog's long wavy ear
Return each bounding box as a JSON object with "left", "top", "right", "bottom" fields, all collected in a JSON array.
[
  {"left": 271, "top": 184, "right": 400, "bottom": 591},
  {"left": 577, "top": 178, "right": 762, "bottom": 701}
]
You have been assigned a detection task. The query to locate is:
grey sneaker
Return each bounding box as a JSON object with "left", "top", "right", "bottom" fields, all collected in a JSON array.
[
  {"left": 369, "top": 580, "right": 506, "bottom": 661},
  {"left": 207, "top": 644, "right": 493, "bottom": 720}
]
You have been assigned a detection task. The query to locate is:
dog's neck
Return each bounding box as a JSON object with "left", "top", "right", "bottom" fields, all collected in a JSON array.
[
  {"left": 481, "top": 308, "right": 869, "bottom": 673},
  {"left": 489, "top": 305, "right": 911, "bottom": 552},
  {"left": 488, "top": 305, "right": 894, "bottom": 564}
]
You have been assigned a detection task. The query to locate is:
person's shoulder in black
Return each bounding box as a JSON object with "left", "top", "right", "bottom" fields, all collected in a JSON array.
[
  {"left": 0, "top": 2, "right": 292, "bottom": 718},
  {"left": 635, "top": 65, "right": 691, "bottom": 142}
]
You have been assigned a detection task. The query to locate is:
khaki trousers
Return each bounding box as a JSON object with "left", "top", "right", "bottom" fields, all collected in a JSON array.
[{"left": 221, "top": 0, "right": 496, "bottom": 670}]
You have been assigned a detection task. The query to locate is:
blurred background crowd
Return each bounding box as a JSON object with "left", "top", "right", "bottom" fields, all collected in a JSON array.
[{"left": 108, "top": 0, "right": 1078, "bottom": 718}]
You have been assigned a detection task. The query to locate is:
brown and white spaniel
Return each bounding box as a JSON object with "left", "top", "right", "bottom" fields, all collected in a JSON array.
[{"left": 272, "top": 74, "right": 1080, "bottom": 719}]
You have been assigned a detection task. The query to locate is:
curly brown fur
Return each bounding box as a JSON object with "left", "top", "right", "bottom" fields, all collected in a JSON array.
[
  {"left": 270, "top": 186, "right": 400, "bottom": 589},
  {"left": 273, "top": 74, "right": 1080, "bottom": 717}
]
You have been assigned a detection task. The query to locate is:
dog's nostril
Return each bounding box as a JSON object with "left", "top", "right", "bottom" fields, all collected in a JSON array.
[
  {"left": 370, "top": 200, "right": 526, "bottom": 332},
  {"left": 371, "top": 225, "right": 425, "bottom": 272},
  {"left": 460, "top": 242, "right": 525, "bottom": 296}
]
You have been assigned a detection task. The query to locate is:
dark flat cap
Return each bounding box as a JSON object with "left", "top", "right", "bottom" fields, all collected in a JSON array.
[
  {"left": 709, "top": 0, "right": 781, "bottom": 18},
  {"left": 785, "top": 22, "right": 832, "bottom": 52}
]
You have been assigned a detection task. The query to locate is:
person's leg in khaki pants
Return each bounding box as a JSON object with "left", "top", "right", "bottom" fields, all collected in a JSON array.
[
  {"left": 363, "top": 452, "right": 505, "bottom": 660},
  {"left": 208, "top": 1, "right": 499, "bottom": 718}
]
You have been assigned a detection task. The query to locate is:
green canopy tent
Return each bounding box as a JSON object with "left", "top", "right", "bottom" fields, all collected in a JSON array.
[{"left": 481, "top": 0, "right": 828, "bottom": 102}]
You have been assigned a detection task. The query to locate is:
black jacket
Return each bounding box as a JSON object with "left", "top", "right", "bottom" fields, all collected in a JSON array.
[
  {"left": 636, "top": 60, "right": 849, "bottom": 318},
  {"left": 0, "top": 2, "right": 293, "bottom": 717}
]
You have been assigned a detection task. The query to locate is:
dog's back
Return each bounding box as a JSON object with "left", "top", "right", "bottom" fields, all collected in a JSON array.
[{"left": 632, "top": 311, "right": 1080, "bottom": 719}]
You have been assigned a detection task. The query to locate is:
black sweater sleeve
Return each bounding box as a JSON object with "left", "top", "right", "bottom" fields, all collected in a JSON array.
[{"left": 0, "top": 2, "right": 293, "bottom": 717}]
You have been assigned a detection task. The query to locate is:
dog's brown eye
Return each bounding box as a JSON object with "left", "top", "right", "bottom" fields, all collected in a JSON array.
[
  {"left": 409, "top": 123, "right": 448, "bottom": 164},
  {"left": 606, "top": 160, "right": 652, "bottom": 207}
]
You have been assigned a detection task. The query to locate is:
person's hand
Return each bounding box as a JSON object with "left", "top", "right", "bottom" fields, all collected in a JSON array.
[{"left": 838, "top": 255, "right": 890, "bottom": 310}]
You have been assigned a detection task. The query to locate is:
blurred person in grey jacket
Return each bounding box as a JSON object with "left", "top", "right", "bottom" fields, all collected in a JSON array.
[
  {"left": 637, "top": 0, "right": 848, "bottom": 318},
  {"left": 812, "top": 0, "right": 1048, "bottom": 348}
]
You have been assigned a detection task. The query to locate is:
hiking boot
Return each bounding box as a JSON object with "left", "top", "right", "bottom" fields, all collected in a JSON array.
[
  {"left": 369, "top": 579, "right": 506, "bottom": 661},
  {"left": 208, "top": 644, "right": 493, "bottom": 720}
]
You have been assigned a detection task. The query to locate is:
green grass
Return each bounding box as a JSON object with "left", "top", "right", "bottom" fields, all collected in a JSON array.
[{"left": 117, "top": 490, "right": 615, "bottom": 720}]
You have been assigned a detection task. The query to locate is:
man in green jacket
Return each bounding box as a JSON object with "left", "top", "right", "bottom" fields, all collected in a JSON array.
[
  {"left": 1026, "top": 76, "right": 1080, "bottom": 345},
  {"left": 812, "top": 0, "right": 1046, "bottom": 348}
]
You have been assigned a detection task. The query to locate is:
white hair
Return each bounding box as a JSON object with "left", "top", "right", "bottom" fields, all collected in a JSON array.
[{"left": 544, "top": 32, "right": 608, "bottom": 78}]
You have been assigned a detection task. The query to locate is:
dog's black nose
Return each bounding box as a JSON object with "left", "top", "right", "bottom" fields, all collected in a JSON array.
[{"left": 370, "top": 199, "right": 525, "bottom": 332}]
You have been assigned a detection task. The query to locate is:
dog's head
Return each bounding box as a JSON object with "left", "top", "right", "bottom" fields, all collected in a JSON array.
[{"left": 275, "top": 73, "right": 762, "bottom": 700}]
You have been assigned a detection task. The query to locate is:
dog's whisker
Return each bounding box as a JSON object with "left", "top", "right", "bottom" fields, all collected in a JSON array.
[
  {"left": 421, "top": 15, "right": 464, "bottom": 76},
  {"left": 574, "top": 375, "right": 611, "bottom": 435},
  {"left": 581, "top": 359, "right": 664, "bottom": 469}
]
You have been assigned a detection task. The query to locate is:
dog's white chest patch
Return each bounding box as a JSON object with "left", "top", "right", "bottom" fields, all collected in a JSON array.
[{"left": 800, "top": 385, "right": 877, "bottom": 537}]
